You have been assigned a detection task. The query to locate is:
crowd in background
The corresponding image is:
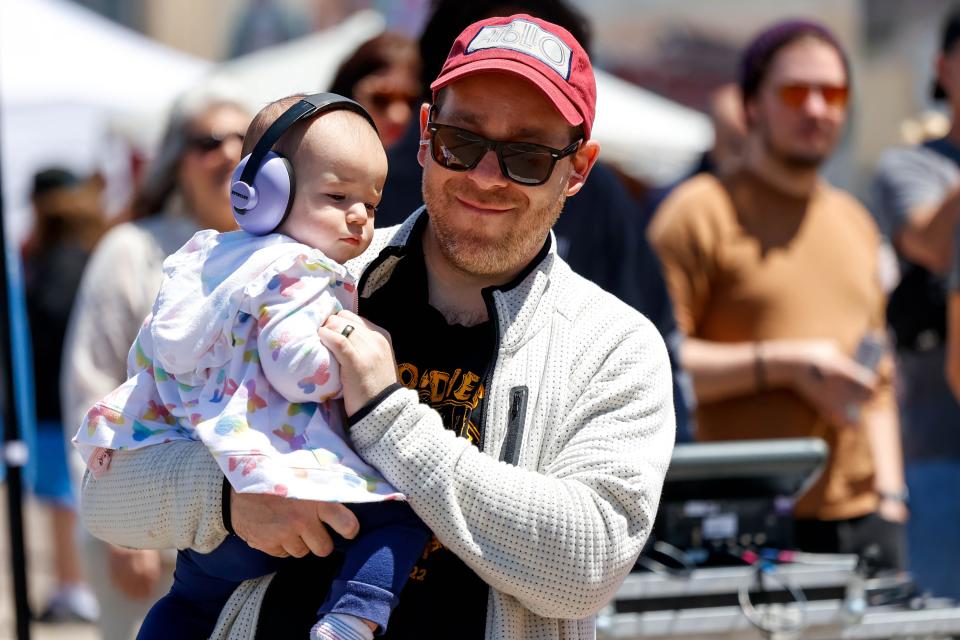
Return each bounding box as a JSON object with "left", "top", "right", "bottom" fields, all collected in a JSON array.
[{"left": 7, "top": 0, "right": 960, "bottom": 637}]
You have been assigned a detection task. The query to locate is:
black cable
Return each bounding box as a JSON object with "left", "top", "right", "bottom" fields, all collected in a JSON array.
[
  {"left": 737, "top": 562, "right": 808, "bottom": 637},
  {"left": 636, "top": 540, "right": 696, "bottom": 578}
]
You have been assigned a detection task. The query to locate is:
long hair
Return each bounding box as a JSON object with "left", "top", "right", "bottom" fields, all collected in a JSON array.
[
  {"left": 329, "top": 32, "right": 419, "bottom": 99},
  {"left": 128, "top": 82, "right": 248, "bottom": 220}
]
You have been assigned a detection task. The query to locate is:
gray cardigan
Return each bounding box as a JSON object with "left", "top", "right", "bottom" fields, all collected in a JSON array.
[{"left": 80, "top": 209, "right": 676, "bottom": 639}]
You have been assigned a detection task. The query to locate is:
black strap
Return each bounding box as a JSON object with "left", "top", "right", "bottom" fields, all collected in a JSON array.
[{"left": 238, "top": 92, "right": 378, "bottom": 187}]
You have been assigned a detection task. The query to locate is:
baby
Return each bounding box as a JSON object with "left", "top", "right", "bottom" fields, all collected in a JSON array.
[{"left": 75, "top": 94, "right": 429, "bottom": 640}]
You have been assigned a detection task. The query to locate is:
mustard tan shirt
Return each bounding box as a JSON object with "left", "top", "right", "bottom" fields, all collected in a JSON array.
[{"left": 649, "top": 169, "right": 893, "bottom": 520}]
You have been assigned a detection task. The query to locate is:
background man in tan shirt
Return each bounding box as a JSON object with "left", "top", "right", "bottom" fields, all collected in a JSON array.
[{"left": 649, "top": 19, "right": 907, "bottom": 570}]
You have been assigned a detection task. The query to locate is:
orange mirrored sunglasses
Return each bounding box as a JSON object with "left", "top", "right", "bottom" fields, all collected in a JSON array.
[{"left": 777, "top": 83, "right": 849, "bottom": 109}]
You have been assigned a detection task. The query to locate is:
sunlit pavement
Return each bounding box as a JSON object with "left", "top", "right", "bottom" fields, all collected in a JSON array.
[{"left": 0, "top": 487, "right": 99, "bottom": 640}]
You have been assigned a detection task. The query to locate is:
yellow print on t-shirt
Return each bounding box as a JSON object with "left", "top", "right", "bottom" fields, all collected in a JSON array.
[{"left": 396, "top": 363, "right": 485, "bottom": 445}]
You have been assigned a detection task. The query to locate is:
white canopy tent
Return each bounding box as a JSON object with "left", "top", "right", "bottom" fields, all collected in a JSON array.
[
  {"left": 594, "top": 70, "right": 713, "bottom": 186},
  {"left": 0, "top": 0, "right": 212, "bottom": 242},
  {"left": 205, "top": 10, "right": 386, "bottom": 114},
  {"left": 0, "top": 3, "right": 390, "bottom": 243},
  {"left": 0, "top": 0, "right": 209, "bottom": 110}
]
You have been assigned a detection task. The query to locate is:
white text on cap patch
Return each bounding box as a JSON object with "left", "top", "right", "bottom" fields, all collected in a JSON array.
[{"left": 466, "top": 18, "right": 572, "bottom": 80}]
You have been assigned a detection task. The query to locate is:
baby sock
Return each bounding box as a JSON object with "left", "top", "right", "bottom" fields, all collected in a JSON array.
[{"left": 310, "top": 613, "right": 375, "bottom": 640}]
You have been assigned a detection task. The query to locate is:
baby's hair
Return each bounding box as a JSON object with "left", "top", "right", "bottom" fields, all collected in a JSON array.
[
  {"left": 241, "top": 94, "right": 305, "bottom": 158},
  {"left": 241, "top": 95, "right": 380, "bottom": 163}
]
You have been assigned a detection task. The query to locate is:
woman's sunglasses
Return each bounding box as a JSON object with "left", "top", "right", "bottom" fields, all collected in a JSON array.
[
  {"left": 776, "top": 83, "right": 849, "bottom": 109},
  {"left": 425, "top": 121, "right": 581, "bottom": 186},
  {"left": 188, "top": 131, "right": 245, "bottom": 153}
]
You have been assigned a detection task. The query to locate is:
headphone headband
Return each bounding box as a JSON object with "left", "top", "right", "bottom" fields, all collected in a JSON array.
[{"left": 238, "top": 92, "right": 378, "bottom": 188}]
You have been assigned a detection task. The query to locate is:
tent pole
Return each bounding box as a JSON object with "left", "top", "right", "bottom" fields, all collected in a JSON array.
[{"left": 0, "top": 99, "right": 33, "bottom": 640}]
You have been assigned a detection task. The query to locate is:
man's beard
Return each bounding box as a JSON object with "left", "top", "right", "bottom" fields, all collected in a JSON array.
[
  {"left": 422, "top": 178, "right": 565, "bottom": 277},
  {"left": 759, "top": 120, "right": 833, "bottom": 170}
]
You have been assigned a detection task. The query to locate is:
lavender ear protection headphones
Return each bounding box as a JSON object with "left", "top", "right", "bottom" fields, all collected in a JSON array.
[{"left": 230, "top": 92, "right": 378, "bottom": 235}]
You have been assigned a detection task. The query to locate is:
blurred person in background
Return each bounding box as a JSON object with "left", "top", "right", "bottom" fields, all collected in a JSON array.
[
  {"left": 374, "top": 0, "right": 693, "bottom": 440},
  {"left": 329, "top": 32, "right": 421, "bottom": 149},
  {"left": 24, "top": 167, "right": 107, "bottom": 624},
  {"left": 650, "top": 20, "right": 907, "bottom": 571},
  {"left": 61, "top": 88, "right": 251, "bottom": 639},
  {"left": 878, "top": 5, "right": 960, "bottom": 599}
]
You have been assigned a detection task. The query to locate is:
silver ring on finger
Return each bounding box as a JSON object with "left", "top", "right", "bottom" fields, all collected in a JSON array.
[{"left": 341, "top": 324, "right": 355, "bottom": 339}]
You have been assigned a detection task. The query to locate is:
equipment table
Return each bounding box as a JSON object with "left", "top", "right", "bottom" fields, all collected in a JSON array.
[{"left": 599, "top": 559, "right": 960, "bottom": 640}]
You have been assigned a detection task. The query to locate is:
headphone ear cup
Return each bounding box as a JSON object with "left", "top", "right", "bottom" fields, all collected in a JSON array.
[{"left": 230, "top": 151, "right": 294, "bottom": 235}]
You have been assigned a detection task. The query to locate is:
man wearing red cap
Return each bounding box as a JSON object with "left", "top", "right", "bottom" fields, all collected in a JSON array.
[
  {"left": 650, "top": 20, "right": 906, "bottom": 569},
  {"left": 80, "top": 14, "right": 675, "bottom": 640}
]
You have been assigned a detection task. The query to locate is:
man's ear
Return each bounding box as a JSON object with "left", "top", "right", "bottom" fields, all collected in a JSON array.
[
  {"left": 564, "top": 139, "right": 600, "bottom": 197},
  {"left": 417, "top": 103, "right": 432, "bottom": 168}
]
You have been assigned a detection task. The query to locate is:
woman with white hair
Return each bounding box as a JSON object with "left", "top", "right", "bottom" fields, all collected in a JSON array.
[{"left": 61, "top": 86, "right": 250, "bottom": 640}]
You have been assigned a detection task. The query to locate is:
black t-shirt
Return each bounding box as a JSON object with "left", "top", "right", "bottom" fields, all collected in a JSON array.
[{"left": 257, "top": 242, "right": 492, "bottom": 639}]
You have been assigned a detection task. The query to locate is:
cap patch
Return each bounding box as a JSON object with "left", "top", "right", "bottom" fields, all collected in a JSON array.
[{"left": 466, "top": 18, "right": 572, "bottom": 80}]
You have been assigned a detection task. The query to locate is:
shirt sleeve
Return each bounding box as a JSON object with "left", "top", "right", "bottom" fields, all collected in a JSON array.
[
  {"left": 248, "top": 252, "right": 353, "bottom": 403},
  {"left": 79, "top": 439, "right": 228, "bottom": 553},
  {"left": 871, "top": 146, "right": 958, "bottom": 240},
  {"left": 647, "top": 179, "right": 717, "bottom": 336}
]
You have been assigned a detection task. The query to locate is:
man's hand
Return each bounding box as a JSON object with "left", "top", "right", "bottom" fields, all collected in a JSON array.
[
  {"left": 318, "top": 310, "right": 399, "bottom": 417},
  {"left": 877, "top": 495, "right": 909, "bottom": 524},
  {"left": 777, "top": 340, "right": 877, "bottom": 427},
  {"left": 107, "top": 545, "right": 163, "bottom": 600},
  {"left": 230, "top": 489, "right": 359, "bottom": 558}
]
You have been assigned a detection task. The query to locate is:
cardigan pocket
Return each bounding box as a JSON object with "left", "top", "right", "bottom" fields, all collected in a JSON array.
[{"left": 499, "top": 386, "right": 529, "bottom": 465}]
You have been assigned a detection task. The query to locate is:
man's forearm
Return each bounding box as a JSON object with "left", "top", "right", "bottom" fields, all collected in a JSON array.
[
  {"left": 80, "top": 440, "right": 228, "bottom": 553},
  {"left": 681, "top": 337, "right": 801, "bottom": 403},
  {"left": 862, "top": 406, "right": 905, "bottom": 497},
  {"left": 861, "top": 393, "right": 908, "bottom": 523},
  {"left": 896, "top": 189, "right": 960, "bottom": 274}
]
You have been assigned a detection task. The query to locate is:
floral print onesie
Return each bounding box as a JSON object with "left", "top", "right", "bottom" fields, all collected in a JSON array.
[{"left": 74, "top": 229, "right": 400, "bottom": 503}]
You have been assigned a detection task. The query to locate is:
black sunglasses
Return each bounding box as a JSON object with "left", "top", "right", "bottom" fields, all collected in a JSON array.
[
  {"left": 426, "top": 121, "right": 581, "bottom": 186},
  {"left": 188, "top": 131, "right": 245, "bottom": 153}
]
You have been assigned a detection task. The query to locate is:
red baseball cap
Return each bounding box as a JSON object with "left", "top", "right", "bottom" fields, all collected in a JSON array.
[{"left": 430, "top": 14, "right": 597, "bottom": 140}]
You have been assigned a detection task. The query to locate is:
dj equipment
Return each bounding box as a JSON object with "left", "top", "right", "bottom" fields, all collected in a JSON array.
[
  {"left": 600, "top": 557, "right": 958, "bottom": 640},
  {"left": 229, "top": 92, "right": 377, "bottom": 235},
  {"left": 648, "top": 438, "right": 828, "bottom": 566},
  {"left": 606, "top": 438, "right": 960, "bottom": 639}
]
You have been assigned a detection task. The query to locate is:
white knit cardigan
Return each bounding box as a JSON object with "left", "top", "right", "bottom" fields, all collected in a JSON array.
[{"left": 80, "top": 209, "right": 676, "bottom": 640}]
